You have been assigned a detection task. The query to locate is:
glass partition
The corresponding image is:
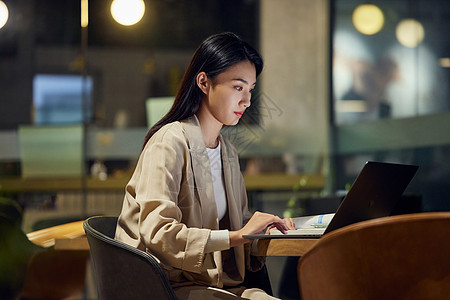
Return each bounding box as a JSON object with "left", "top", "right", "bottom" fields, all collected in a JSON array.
[
  {"left": 332, "top": 0, "right": 450, "bottom": 212},
  {"left": 333, "top": 0, "right": 450, "bottom": 124}
]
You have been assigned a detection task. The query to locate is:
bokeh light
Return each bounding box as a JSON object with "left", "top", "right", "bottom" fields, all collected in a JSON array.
[
  {"left": 111, "top": 0, "right": 145, "bottom": 26},
  {"left": 352, "top": 4, "right": 384, "bottom": 35},
  {"left": 0, "top": 1, "right": 9, "bottom": 29},
  {"left": 396, "top": 18, "right": 425, "bottom": 48}
]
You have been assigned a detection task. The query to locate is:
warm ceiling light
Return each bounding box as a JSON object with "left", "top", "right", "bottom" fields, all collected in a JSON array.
[
  {"left": 81, "top": 0, "right": 88, "bottom": 28},
  {"left": 111, "top": 0, "right": 145, "bottom": 26},
  {"left": 396, "top": 19, "right": 425, "bottom": 48},
  {"left": 352, "top": 4, "right": 384, "bottom": 35},
  {"left": 0, "top": 1, "right": 9, "bottom": 29}
]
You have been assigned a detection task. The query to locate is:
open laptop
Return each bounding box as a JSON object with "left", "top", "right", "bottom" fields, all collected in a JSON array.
[{"left": 244, "top": 161, "right": 418, "bottom": 239}]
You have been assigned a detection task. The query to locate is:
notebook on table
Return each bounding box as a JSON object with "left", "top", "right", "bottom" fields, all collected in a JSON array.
[{"left": 243, "top": 161, "right": 419, "bottom": 240}]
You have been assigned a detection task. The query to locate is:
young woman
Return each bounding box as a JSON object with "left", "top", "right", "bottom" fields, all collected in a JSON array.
[{"left": 115, "top": 32, "right": 294, "bottom": 299}]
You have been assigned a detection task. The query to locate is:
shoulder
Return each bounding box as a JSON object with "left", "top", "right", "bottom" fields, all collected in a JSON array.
[
  {"left": 148, "top": 121, "right": 188, "bottom": 146},
  {"left": 144, "top": 116, "right": 204, "bottom": 150},
  {"left": 140, "top": 122, "right": 189, "bottom": 161}
]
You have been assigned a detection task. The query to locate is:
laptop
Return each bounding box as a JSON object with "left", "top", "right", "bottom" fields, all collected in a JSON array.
[{"left": 243, "top": 161, "right": 419, "bottom": 239}]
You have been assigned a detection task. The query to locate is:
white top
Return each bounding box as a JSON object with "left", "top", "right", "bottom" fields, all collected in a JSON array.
[
  {"left": 204, "top": 141, "right": 257, "bottom": 255},
  {"left": 206, "top": 142, "right": 227, "bottom": 221},
  {"left": 204, "top": 141, "right": 230, "bottom": 253}
]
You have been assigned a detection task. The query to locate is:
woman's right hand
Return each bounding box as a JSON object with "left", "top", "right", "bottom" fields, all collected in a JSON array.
[{"left": 229, "top": 211, "right": 289, "bottom": 247}]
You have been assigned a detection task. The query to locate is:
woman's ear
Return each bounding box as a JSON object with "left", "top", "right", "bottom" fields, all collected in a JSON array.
[{"left": 196, "top": 72, "right": 209, "bottom": 95}]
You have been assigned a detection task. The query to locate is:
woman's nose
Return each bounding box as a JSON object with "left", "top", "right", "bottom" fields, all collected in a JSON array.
[{"left": 242, "top": 92, "right": 252, "bottom": 108}]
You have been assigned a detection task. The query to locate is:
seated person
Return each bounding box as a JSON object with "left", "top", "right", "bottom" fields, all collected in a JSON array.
[{"left": 115, "top": 32, "right": 294, "bottom": 299}]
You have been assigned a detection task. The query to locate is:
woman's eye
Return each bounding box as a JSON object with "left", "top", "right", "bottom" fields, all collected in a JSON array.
[
  {"left": 249, "top": 88, "right": 255, "bottom": 94},
  {"left": 234, "top": 86, "right": 243, "bottom": 91}
]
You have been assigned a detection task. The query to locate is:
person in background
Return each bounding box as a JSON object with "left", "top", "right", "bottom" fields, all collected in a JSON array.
[{"left": 115, "top": 32, "right": 295, "bottom": 299}]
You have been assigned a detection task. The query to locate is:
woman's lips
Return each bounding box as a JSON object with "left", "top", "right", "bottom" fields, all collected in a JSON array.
[{"left": 235, "top": 111, "right": 244, "bottom": 117}]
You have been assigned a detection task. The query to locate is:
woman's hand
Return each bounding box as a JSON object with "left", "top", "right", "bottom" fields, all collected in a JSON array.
[
  {"left": 266, "top": 217, "right": 296, "bottom": 235},
  {"left": 229, "top": 211, "right": 290, "bottom": 247}
]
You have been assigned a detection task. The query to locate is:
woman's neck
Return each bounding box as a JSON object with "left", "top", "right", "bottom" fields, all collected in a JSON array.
[{"left": 196, "top": 105, "right": 222, "bottom": 149}]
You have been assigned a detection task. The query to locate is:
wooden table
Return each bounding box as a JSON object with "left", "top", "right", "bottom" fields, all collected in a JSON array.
[
  {"left": 26, "top": 220, "right": 319, "bottom": 256},
  {"left": 257, "top": 238, "right": 318, "bottom": 256},
  {"left": 27, "top": 220, "right": 89, "bottom": 250},
  {"left": 49, "top": 237, "right": 318, "bottom": 257}
]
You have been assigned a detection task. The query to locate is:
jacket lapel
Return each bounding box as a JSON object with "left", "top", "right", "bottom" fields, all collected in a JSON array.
[{"left": 183, "top": 116, "right": 219, "bottom": 229}]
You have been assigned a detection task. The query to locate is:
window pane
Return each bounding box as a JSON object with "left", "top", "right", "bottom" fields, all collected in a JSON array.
[{"left": 332, "top": 0, "right": 450, "bottom": 124}]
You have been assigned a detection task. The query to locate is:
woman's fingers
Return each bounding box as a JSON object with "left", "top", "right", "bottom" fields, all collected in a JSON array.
[
  {"left": 271, "top": 221, "right": 289, "bottom": 234},
  {"left": 232, "top": 213, "right": 292, "bottom": 246},
  {"left": 265, "top": 223, "right": 278, "bottom": 234},
  {"left": 242, "top": 212, "right": 283, "bottom": 234},
  {"left": 241, "top": 212, "right": 297, "bottom": 236},
  {"left": 265, "top": 218, "right": 295, "bottom": 235},
  {"left": 284, "top": 218, "right": 296, "bottom": 230}
]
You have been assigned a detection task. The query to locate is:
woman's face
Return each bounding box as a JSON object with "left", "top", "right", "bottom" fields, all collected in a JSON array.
[{"left": 202, "top": 60, "right": 257, "bottom": 126}]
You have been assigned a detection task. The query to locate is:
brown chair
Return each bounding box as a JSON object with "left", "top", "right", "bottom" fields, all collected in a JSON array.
[
  {"left": 297, "top": 212, "right": 450, "bottom": 300},
  {"left": 1, "top": 198, "right": 89, "bottom": 300},
  {"left": 20, "top": 249, "right": 89, "bottom": 299},
  {"left": 21, "top": 220, "right": 90, "bottom": 299}
]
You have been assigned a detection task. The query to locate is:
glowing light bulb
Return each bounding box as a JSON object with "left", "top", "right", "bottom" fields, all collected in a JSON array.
[
  {"left": 0, "top": 1, "right": 9, "bottom": 29},
  {"left": 111, "top": 0, "right": 145, "bottom": 26}
]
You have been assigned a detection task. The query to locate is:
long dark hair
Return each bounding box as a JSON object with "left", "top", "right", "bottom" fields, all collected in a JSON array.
[{"left": 143, "top": 32, "right": 263, "bottom": 148}]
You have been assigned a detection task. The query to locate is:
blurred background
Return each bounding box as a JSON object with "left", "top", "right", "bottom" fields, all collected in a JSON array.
[{"left": 0, "top": 0, "right": 449, "bottom": 298}]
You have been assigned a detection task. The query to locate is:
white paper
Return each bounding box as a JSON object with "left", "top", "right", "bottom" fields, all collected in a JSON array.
[{"left": 269, "top": 213, "right": 335, "bottom": 235}]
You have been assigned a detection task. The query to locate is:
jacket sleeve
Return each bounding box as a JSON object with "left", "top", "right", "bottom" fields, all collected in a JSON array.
[
  {"left": 227, "top": 140, "right": 266, "bottom": 271},
  {"left": 240, "top": 170, "right": 266, "bottom": 272},
  {"left": 133, "top": 126, "right": 211, "bottom": 274}
]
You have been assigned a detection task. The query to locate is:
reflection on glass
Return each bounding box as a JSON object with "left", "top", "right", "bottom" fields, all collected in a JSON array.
[
  {"left": 352, "top": 4, "right": 384, "bottom": 35},
  {"left": 335, "top": 100, "right": 367, "bottom": 113},
  {"left": 395, "top": 19, "right": 425, "bottom": 48},
  {"left": 440, "top": 58, "right": 450, "bottom": 68},
  {"left": 333, "top": 0, "right": 449, "bottom": 124}
]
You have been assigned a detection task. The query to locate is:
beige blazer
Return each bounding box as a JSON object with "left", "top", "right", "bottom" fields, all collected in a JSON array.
[{"left": 115, "top": 115, "right": 262, "bottom": 288}]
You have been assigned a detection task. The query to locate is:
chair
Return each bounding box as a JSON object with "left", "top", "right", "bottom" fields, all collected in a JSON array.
[
  {"left": 0, "top": 215, "right": 42, "bottom": 300},
  {"left": 278, "top": 195, "right": 344, "bottom": 300},
  {"left": 297, "top": 212, "right": 450, "bottom": 300},
  {"left": 83, "top": 216, "right": 177, "bottom": 300},
  {"left": 1, "top": 198, "right": 88, "bottom": 300},
  {"left": 20, "top": 248, "right": 89, "bottom": 299}
]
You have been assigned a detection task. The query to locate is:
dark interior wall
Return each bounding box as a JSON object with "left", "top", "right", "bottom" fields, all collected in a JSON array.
[
  {"left": 0, "top": 0, "right": 261, "bottom": 129},
  {"left": 0, "top": 0, "right": 34, "bottom": 129}
]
